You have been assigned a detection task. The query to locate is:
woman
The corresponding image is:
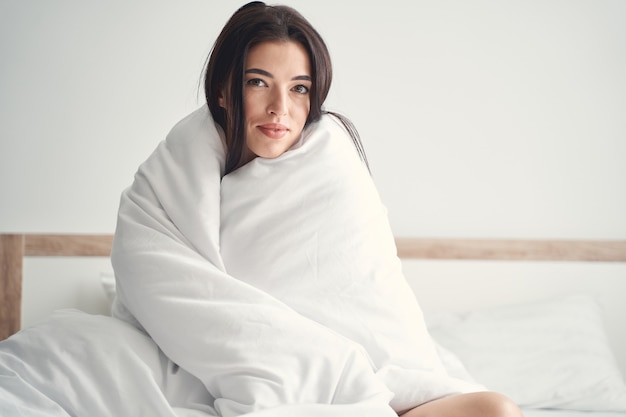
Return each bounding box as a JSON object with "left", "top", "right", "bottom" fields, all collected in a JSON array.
[
  {"left": 205, "top": 1, "right": 367, "bottom": 175},
  {"left": 111, "top": 2, "right": 523, "bottom": 417}
]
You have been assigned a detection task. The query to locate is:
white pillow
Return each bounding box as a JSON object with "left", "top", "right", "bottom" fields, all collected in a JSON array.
[{"left": 427, "top": 295, "right": 626, "bottom": 411}]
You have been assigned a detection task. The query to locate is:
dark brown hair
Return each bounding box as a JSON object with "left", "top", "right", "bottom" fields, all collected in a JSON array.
[{"left": 204, "top": 2, "right": 368, "bottom": 174}]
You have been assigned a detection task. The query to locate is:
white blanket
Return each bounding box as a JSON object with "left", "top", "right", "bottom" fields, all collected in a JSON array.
[
  {"left": 0, "top": 310, "right": 215, "bottom": 417},
  {"left": 0, "top": 107, "right": 478, "bottom": 416}
]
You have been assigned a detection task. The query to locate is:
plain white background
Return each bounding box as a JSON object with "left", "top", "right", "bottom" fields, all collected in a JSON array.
[
  {"left": 1, "top": 0, "right": 625, "bottom": 371},
  {"left": 1, "top": 0, "right": 625, "bottom": 238}
]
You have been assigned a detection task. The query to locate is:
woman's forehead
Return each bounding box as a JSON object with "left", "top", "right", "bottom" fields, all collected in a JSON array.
[{"left": 246, "top": 41, "right": 311, "bottom": 77}]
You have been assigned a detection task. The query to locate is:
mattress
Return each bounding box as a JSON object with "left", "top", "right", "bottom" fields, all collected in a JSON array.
[{"left": 522, "top": 410, "right": 626, "bottom": 417}]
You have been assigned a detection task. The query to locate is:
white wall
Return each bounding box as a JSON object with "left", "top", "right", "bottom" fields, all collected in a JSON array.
[
  {"left": 2, "top": 0, "right": 625, "bottom": 360},
  {"left": 1, "top": 1, "right": 625, "bottom": 238}
]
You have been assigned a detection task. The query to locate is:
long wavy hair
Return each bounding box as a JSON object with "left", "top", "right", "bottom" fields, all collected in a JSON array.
[{"left": 204, "top": 1, "right": 369, "bottom": 174}]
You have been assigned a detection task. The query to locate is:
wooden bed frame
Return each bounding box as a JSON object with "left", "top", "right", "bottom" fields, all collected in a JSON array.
[{"left": 1, "top": 233, "right": 625, "bottom": 340}]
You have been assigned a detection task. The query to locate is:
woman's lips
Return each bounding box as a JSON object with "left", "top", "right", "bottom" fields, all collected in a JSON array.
[{"left": 258, "top": 123, "right": 288, "bottom": 139}]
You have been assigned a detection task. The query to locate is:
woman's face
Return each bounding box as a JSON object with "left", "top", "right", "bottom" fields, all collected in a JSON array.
[{"left": 240, "top": 40, "right": 312, "bottom": 164}]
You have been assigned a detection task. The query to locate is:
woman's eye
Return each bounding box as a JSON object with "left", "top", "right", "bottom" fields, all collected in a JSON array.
[
  {"left": 246, "top": 78, "right": 266, "bottom": 87},
  {"left": 292, "top": 84, "right": 310, "bottom": 94}
]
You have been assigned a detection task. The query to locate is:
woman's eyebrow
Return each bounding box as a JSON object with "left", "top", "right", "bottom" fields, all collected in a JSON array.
[
  {"left": 245, "top": 68, "right": 311, "bottom": 81},
  {"left": 245, "top": 68, "right": 272, "bottom": 77}
]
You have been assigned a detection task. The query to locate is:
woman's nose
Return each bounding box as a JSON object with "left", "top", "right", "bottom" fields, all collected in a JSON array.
[{"left": 267, "top": 90, "right": 288, "bottom": 116}]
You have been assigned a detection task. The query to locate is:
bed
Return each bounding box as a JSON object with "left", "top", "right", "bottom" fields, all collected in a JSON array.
[{"left": 1, "top": 233, "right": 625, "bottom": 416}]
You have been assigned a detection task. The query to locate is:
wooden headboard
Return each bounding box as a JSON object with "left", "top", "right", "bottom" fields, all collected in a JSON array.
[{"left": 1, "top": 233, "right": 625, "bottom": 340}]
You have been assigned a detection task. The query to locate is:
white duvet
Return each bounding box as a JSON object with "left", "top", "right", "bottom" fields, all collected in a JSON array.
[{"left": 0, "top": 107, "right": 478, "bottom": 416}]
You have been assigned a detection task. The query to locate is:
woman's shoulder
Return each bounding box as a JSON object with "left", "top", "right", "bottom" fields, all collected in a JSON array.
[
  {"left": 135, "top": 106, "right": 225, "bottom": 176},
  {"left": 163, "top": 106, "right": 225, "bottom": 155},
  {"left": 317, "top": 111, "right": 369, "bottom": 171},
  {"left": 166, "top": 106, "right": 213, "bottom": 138},
  {"left": 318, "top": 111, "right": 355, "bottom": 132}
]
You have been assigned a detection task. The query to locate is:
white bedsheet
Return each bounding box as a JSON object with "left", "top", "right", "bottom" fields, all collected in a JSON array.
[{"left": 522, "top": 410, "right": 626, "bottom": 417}]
